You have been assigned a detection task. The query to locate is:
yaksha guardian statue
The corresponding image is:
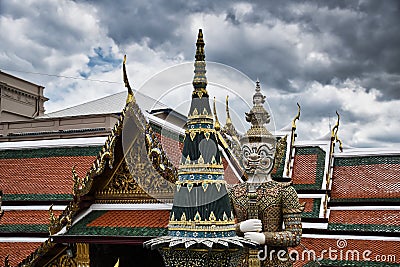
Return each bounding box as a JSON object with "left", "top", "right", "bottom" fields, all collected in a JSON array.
[{"left": 229, "top": 81, "right": 304, "bottom": 267}]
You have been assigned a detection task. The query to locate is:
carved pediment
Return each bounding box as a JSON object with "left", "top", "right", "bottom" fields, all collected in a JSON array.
[{"left": 95, "top": 103, "right": 175, "bottom": 203}]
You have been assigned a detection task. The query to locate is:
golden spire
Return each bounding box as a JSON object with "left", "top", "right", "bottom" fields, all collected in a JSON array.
[
  {"left": 213, "top": 97, "right": 221, "bottom": 131},
  {"left": 123, "top": 55, "right": 134, "bottom": 104},
  {"left": 225, "top": 95, "right": 232, "bottom": 125}
]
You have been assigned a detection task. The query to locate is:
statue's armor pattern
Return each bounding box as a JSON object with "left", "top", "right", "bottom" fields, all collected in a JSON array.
[{"left": 229, "top": 181, "right": 304, "bottom": 267}]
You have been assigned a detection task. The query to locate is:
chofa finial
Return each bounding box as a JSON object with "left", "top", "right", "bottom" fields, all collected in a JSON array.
[
  {"left": 213, "top": 97, "right": 221, "bottom": 131},
  {"left": 123, "top": 55, "right": 134, "bottom": 104}
]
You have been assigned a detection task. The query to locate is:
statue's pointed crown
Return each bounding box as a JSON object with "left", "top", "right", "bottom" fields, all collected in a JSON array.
[{"left": 242, "top": 81, "right": 276, "bottom": 144}]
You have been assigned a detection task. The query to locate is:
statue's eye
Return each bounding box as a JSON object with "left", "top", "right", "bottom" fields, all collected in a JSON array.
[{"left": 259, "top": 150, "right": 267, "bottom": 157}]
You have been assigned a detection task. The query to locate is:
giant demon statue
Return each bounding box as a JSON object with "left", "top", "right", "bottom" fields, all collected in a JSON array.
[{"left": 229, "top": 81, "right": 304, "bottom": 267}]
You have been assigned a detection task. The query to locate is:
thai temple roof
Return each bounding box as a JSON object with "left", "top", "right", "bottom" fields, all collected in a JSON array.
[
  {"left": 0, "top": 29, "right": 399, "bottom": 266},
  {"left": 38, "top": 90, "right": 169, "bottom": 118}
]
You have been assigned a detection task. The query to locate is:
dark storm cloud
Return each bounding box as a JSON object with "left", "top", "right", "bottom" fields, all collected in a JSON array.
[
  {"left": 221, "top": 0, "right": 400, "bottom": 100},
  {"left": 85, "top": 0, "right": 400, "bottom": 100},
  {"left": 80, "top": 0, "right": 225, "bottom": 48}
]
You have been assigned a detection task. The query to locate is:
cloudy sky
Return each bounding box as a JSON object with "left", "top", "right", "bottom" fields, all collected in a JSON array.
[{"left": 1, "top": 0, "right": 400, "bottom": 148}]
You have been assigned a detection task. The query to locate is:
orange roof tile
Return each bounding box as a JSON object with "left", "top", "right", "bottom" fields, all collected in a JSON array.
[
  {"left": 329, "top": 210, "right": 400, "bottom": 226},
  {"left": 88, "top": 210, "right": 170, "bottom": 228},
  {"left": 331, "top": 163, "right": 400, "bottom": 199},
  {"left": 154, "top": 132, "right": 183, "bottom": 168},
  {"left": 222, "top": 158, "right": 241, "bottom": 185},
  {"left": 0, "top": 210, "right": 62, "bottom": 225},
  {"left": 0, "top": 242, "right": 41, "bottom": 266},
  {"left": 0, "top": 156, "right": 95, "bottom": 195},
  {"left": 299, "top": 198, "right": 317, "bottom": 213},
  {"left": 292, "top": 154, "right": 318, "bottom": 185}
]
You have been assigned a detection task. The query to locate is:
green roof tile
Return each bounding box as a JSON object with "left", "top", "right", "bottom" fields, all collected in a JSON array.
[
  {"left": 3, "top": 194, "right": 73, "bottom": 201},
  {"left": 67, "top": 210, "right": 167, "bottom": 237},
  {"left": 302, "top": 198, "right": 321, "bottom": 218},
  {"left": 0, "top": 224, "right": 48, "bottom": 233},
  {"left": 334, "top": 155, "right": 400, "bottom": 167},
  {"left": 0, "top": 146, "right": 102, "bottom": 159}
]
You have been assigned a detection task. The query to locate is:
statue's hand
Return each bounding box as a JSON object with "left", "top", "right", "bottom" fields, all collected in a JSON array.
[
  {"left": 244, "top": 232, "right": 265, "bottom": 245},
  {"left": 239, "top": 219, "right": 262, "bottom": 232}
]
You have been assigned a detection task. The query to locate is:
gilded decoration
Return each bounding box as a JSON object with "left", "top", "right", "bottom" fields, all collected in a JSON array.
[
  {"left": 18, "top": 239, "right": 55, "bottom": 267},
  {"left": 95, "top": 137, "right": 175, "bottom": 203},
  {"left": 145, "top": 124, "right": 178, "bottom": 183},
  {"left": 286, "top": 103, "right": 301, "bottom": 177},
  {"left": 273, "top": 135, "right": 287, "bottom": 174},
  {"left": 46, "top": 243, "right": 90, "bottom": 267},
  {"left": 48, "top": 255, "right": 77, "bottom": 267},
  {"left": 323, "top": 111, "right": 343, "bottom": 217}
]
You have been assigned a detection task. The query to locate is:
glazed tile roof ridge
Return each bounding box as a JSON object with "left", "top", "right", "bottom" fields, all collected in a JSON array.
[
  {"left": 38, "top": 90, "right": 169, "bottom": 118},
  {"left": 1, "top": 205, "right": 66, "bottom": 211},
  {"left": 0, "top": 136, "right": 107, "bottom": 150},
  {"left": 334, "top": 147, "right": 400, "bottom": 157}
]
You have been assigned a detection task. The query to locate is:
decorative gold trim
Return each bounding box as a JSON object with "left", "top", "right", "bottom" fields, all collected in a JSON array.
[
  {"left": 324, "top": 111, "right": 343, "bottom": 218},
  {"left": 19, "top": 239, "right": 55, "bottom": 266},
  {"left": 75, "top": 243, "right": 90, "bottom": 266},
  {"left": 331, "top": 111, "right": 343, "bottom": 152},
  {"left": 213, "top": 97, "right": 221, "bottom": 131},
  {"left": 274, "top": 135, "right": 287, "bottom": 173},
  {"left": 168, "top": 226, "right": 236, "bottom": 232},
  {"left": 0, "top": 191, "right": 4, "bottom": 221},
  {"left": 185, "top": 128, "right": 217, "bottom": 134},
  {"left": 187, "top": 114, "right": 214, "bottom": 120},
  {"left": 178, "top": 163, "right": 224, "bottom": 169},
  {"left": 286, "top": 102, "right": 301, "bottom": 177},
  {"left": 169, "top": 219, "right": 236, "bottom": 226}
]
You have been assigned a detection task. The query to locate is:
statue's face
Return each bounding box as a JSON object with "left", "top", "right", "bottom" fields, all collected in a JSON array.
[{"left": 242, "top": 141, "right": 275, "bottom": 176}]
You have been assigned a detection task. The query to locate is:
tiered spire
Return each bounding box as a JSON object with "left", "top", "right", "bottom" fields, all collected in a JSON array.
[
  {"left": 188, "top": 29, "right": 212, "bottom": 125},
  {"left": 168, "top": 29, "right": 235, "bottom": 239},
  {"left": 145, "top": 30, "right": 255, "bottom": 266}
]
